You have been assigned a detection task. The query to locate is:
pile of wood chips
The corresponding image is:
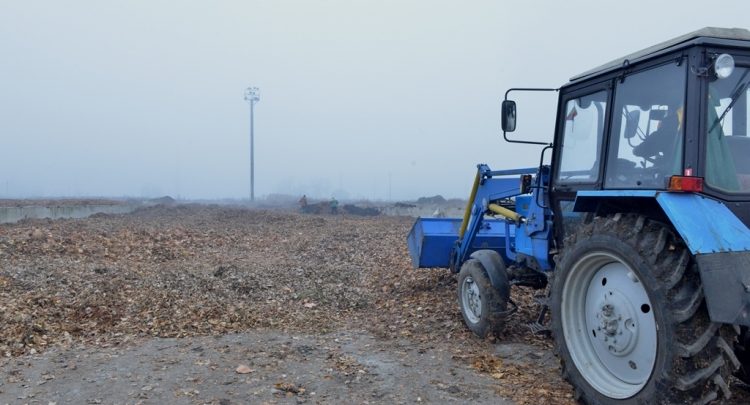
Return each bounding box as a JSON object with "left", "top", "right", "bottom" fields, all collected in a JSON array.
[{"left": 0, "top": 204, "right": 575, "bottom": 403}]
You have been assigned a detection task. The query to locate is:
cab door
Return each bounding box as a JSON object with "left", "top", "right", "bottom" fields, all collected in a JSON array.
[{"left": 549, "top": 85, "right": 611, "bottom": 243}]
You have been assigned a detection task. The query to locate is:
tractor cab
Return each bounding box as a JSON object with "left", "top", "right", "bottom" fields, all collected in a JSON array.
[{"left": 540, "top": 27, "right": 750, "bottom": 235}]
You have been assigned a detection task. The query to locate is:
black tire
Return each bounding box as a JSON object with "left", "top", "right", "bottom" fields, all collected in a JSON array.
[
  {"left": 457, "top": 259, "right": 508, "bottom": 338},
  {"left": 735, "top": 326, "right": 750, "bottom": 383},
  {"left": 551, "top": 213, "right": 739, "bottom": 404}
]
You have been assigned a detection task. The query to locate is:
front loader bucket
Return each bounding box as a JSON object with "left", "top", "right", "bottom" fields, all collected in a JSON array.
[{"left": 407, "top": 217, "right": 511, "bottom": 268}]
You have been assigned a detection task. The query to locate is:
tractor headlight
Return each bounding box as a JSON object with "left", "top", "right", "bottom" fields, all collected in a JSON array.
[{"left": 714, "top": 53, "right": 735, "bottom": 79}]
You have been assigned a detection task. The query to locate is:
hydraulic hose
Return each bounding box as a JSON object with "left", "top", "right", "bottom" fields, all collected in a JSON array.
[{"left": 488, "top": 203, "right": 523, "bottom": 223}]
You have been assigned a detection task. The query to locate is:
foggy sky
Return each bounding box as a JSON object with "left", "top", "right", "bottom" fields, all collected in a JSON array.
[{"left": 2, "top": 1, "right": 749, "bottom": 200}]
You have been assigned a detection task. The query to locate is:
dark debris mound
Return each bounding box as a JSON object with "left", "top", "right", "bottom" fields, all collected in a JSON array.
[
  {"left": 341, "top": 204, "right": 379, "bottom": 216},
  {"left": 415, "top": 195, "right": 447, "bottom": 205}
]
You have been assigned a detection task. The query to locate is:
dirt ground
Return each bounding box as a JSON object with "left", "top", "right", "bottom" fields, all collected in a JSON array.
[{"left": 0, "top": 205, "right": 746, "bottom": 404}]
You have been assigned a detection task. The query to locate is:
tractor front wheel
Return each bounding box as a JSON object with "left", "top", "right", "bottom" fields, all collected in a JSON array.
[
  {"left": 551, "top": 214, "right": 738, "bottom": 404},
  {"left": 457, "top": 259, "right": 508, "bottom": 338}
]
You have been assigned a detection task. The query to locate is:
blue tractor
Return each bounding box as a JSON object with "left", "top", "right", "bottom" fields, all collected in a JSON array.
[{"left": 407, "top": 28, "right": 750, "bottom": 404}]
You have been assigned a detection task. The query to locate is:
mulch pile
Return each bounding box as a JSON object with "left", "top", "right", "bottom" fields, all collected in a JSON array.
[{"left": 0, "top": 204, "right": 574, "bottom": 403}]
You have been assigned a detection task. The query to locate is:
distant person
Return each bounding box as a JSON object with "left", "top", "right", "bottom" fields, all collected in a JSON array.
[
  {"left": 330, "top": 197, "right": 338, "bottom": 214},
  {"left": 298, "top": 194, "right": 308, "bottom": 213}
]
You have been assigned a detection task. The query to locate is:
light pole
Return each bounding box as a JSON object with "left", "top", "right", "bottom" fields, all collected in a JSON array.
[{"left": 244, "top": 86, "right": 260, "bottom": 202}]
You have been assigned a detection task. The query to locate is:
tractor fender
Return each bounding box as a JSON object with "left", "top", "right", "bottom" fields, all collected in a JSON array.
[
  {"left": 574, "top": 190, "right": 750, "bottom": 325},
  {"left": 657, "top": 193, "right": 750, "bottom": 326},
  {"left": 468, "top": 250, "right": 510, "bottom": 300}
]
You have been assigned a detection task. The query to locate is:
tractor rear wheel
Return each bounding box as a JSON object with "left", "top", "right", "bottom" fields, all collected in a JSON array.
[
  {"left": 457, "top": 259, "right": 508, "bottom": 337},
  {"left": 551, "top": 214, "right": 739, "bottom": 404}
]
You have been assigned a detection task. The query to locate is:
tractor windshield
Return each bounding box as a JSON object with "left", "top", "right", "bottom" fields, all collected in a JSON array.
[
  {"left": 706, "top": 64, "right": 750, "bottom": 193},
  {"left": 605, "top": 62, "right": 686, "bottom": 189}
]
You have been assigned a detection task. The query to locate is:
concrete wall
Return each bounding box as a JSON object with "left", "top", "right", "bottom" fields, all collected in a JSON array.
[{"left": 0, "top": 204, "right": 138, "bottom": 224}]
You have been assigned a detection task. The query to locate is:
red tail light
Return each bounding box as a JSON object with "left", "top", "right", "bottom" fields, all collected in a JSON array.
[{"left": 668, "top": 176, "right": 704, "bottom": 192}]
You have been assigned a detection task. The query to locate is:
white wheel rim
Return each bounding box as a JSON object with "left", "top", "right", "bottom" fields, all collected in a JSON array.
[
  {"left": 461, "top": 276, "right": 482, "bottom": 324},
  {"left": 561, "top": 251, "right": 657, "bottom": 399}
]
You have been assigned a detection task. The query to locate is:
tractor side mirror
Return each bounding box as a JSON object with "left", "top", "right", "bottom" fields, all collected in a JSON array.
[
  {"left": 623, "top": 109, "right": 641, "bottom": 139},
  {"left": 502, "top": 100, "right": 517, "bottom": 132}
]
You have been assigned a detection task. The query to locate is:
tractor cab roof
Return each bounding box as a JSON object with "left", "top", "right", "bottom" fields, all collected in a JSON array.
[{"left": 569, "top": 27, "right": 750, "bottom": 85}]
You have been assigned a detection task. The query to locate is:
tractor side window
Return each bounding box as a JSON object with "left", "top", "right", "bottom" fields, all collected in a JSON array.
[
  {"left": 556, "top": 91, "right": 608, "bottom": 183},
  {"left": 706, "top": 65, "right": 750, "bottom": 193},
  {"left": 605, "top": 63, "right": 686, "bottom": 189}
]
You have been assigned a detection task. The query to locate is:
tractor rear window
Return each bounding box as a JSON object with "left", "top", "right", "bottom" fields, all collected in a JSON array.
[
  {"left": 557, "top": 91, "right": 608, "bottom": 183},
  {"left": 605, "top": 63, "right": 686, "bottom": 189},
  {"left": 706, "top": 65, "right": 750, "bottom": 193}
]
